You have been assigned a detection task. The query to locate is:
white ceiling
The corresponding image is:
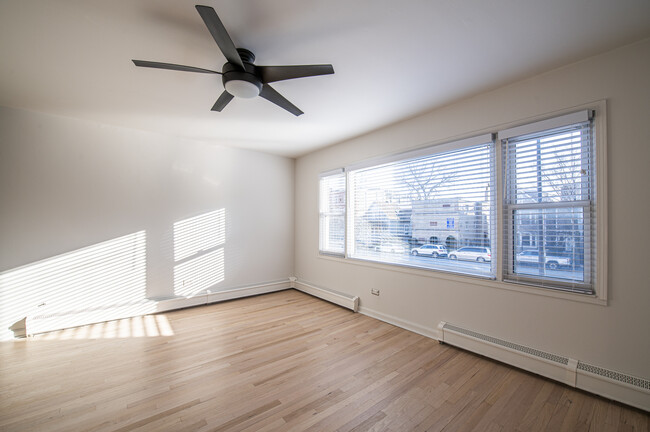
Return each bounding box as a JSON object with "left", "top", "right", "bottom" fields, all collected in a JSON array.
[{"left": 1, "top": 0, "right": 649, "bottom": 158}]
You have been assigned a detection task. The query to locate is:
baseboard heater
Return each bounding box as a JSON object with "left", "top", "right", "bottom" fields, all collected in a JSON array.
[
  {"left": 439, "top": 322, "right": 650, "bottom": 411},
  {"left": 290, "top": 278, "right": 359, "bottom": 312},
  {"left": 13, "top": 280, "right": 292, "bottom": 338}
]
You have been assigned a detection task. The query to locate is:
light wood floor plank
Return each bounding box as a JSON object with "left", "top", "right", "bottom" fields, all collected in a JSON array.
[{"left": 0, "top": 290, "right": 647, "bottom": 432}]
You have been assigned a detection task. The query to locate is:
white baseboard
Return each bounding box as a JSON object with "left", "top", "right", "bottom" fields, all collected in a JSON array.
[
  {"left": 576, "top": 363, "right": 650, "bottom": 411},
  {"left": 291, "top": 278, "right": 359, "bottom": 312},
  {"left": 206, "top": 280, "right": 291, "bottom": 304},
  {"left": 440, "top": 322, "right": 576, "bottom": 385},
  {"left": 155, "top": 295, "right": 208, "bottom": 312},
  {"left": 358, "top": 305, "right": 440, "bottom": 340},
  {"left": 22, "top": 279, "right": 291, "bottom": 337},
  {"left": 25, "top": 300, "right": 161, "bottom": 336},
  {"left": 439, "top": 322, "right": 650, "bottom": 411}
]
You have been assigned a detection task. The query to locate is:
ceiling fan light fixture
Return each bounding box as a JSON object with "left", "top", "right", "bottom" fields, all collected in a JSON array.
[
  {"left": 225, "top": 79, "right": 261, "bottom": 98},
  {"left": 133, "top": 6, "right": 334, "bottom": 115}
]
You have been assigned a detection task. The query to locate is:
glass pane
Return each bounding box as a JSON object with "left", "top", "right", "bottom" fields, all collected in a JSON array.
[
  {"left": 507, "top": 123, "right": 592, "bottom": 205},
  {"left": 320, "top": 215, "right": 345, "bottom": 253},
  {"left": 349, "top": 143, "right": 494, "bottom": 278},
  {"left": 512, "top": 208, "right": 585, "bottom": 282},
  {"left": 319, "top": 173, "right": 346, "bottom": 254}
]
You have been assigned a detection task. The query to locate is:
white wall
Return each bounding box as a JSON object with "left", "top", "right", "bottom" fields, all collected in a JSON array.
[
  {"left": 0, "top": 107, "right": 294, "bottom": 339},
  {"left": 295, "top": 38, "right": 650, "bottom": 379}
]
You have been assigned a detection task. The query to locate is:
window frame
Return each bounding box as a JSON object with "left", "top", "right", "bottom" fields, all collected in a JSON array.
[
  {"left": 499, "top": 108, "right": 603, "bottom": 296},
  {"left": 318, "top": 169, "right": 347, "bottom": 257},
  {"left": 317, "top": 101, "right": 607, "bottom": 304},
  {"left": 345, "top": 134, "right": 496, "bottom": 278}
]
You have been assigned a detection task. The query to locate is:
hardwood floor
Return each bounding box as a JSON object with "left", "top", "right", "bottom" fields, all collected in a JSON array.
[{"left": 0, "top": 290, "right": 647, "bottom": 431}]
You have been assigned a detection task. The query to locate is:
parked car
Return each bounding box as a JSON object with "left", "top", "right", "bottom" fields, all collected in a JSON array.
[
  {"left": 378, "top": 243, "right": 406, "bottom": 254},
  {"left": 449, "top": 247, "right": 491, "bottom": 262},
  {"left": 411, "top": 244, "right": 448, "bottom": 258},
  {"left": 516, "top": 250, "right": 572, "bottom": 270}
]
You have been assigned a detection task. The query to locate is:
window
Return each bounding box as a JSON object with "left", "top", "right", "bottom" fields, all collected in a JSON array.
[
  {"left": 317, "top": 105, "right": 605, "bottom": 299},
  {"left": 501, "top": 110, "right": 596, "bottom": 294},
  {"left": 319, "top": 170, "right": 346, "bottom": 255},
  {"left": 346, "top": 134, "right": 495, "bottom": 278}
]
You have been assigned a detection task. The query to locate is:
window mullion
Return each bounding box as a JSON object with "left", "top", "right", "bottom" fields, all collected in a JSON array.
[{"left": 509, "top": 200, "right": 591, "bottom": 210}]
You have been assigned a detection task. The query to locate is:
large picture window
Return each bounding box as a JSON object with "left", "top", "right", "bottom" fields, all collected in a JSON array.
[
  {"left": 347, "top": 135, "right": 495, "bottom": 278},
  {"left": 501, "top": 110, "right": 596, "bottom": 294}
]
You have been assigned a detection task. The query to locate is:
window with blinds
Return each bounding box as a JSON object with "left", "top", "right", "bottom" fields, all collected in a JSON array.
[
  {"left": 347, "top": 135, "right": 495, "bottom": 278},
  {"left": 319, "top": 170, "right": 346, "bottom": 255},
  {"left": 316, "top": 106, "right": 604, "bottom": 298},
  {"left": 501, "top": 110, "right": 595, "bottom": 294}
]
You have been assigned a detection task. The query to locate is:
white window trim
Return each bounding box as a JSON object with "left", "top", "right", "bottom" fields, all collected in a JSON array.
[
  {"left": 501, "top": 110, "right": 595, "bottom": 294},
  {"left": 594, "top": 100, "right": 608, "bottom": 303},
  {"left": 317, "top": 100, "right": 608, "bottom": 306},
  {"left": 345, "top": 133, "right": 494, "bottom": 172},
  {"left": 497, "top": 110, "right": 592, "bottom": 141},
  {"left": 318, "top": 169, "right": 346, "bottom": 257},
  {"left": 319, "top": 168, "right": 344, "bottom": 178},
  {"left": 318, "top": 252, "right": 606, "bottom": 305},
  {"left": 497, "top": 102, "right": 607, "bottom": 302}
]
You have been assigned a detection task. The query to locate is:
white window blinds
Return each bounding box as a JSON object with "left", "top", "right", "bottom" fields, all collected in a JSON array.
[
  {"left": 501, "top": 111, "right": 595, "bottom": 293},
  {"left": 348, "top": 136, "right": 495, "bottom": 278},
  {"left": 316, "top": 107, "right": 604, "bottom": 298},
  {"left": 319, "top": 170, "right": 346, "bottom": 255}
]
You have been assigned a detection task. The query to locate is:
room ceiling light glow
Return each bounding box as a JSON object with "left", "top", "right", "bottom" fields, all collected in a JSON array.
[{"left": 224, "top": 79, "right": 261, "bottom": 99}]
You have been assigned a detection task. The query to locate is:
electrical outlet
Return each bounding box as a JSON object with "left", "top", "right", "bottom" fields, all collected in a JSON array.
[{"left": 371, "top": 289, "right": 380, "bottom": 296}]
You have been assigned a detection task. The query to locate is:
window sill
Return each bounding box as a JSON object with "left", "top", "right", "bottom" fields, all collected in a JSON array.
[
  {"left": 318, "top": 253, "right": 607, "bottom": 306},
  {"left": 318, "top": 251, "right": 345, "bottom": 258}
]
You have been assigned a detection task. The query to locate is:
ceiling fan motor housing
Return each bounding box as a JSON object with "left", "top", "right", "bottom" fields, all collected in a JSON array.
[{"left": 222, "top": 49, "right": 262, "bottom": 98}]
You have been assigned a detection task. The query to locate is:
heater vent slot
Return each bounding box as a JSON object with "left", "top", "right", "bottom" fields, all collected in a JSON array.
[
  {"left": 442, "top": 323, "right": 569, "bottom": 365},
  {"left": 578, "top": 362, "right": 650, "bottom": 391}
]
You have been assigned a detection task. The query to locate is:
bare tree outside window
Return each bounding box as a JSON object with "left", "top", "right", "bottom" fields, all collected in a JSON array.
[
  {"left": 542, "top": 152, "right": 585, "bottom": 202},
  {"left": 401, "top": 161, "right": 456, "bottom": 201}
]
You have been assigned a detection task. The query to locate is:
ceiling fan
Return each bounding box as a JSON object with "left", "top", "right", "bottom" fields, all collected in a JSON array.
[{"left": 132, "top": 5, "right": 334, "bottom": 116}]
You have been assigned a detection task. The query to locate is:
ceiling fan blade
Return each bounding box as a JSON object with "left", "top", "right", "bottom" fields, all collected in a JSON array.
[
  {"left": 132, "top": 60, "right": 222, "bottom": 74},
  {"left": 195, "top": 5, "right": 245, "bottom": 70},
  {"left": 259, "top": 84, "right": 303, "bottom": 116},
  {"left": 212, "top": 91, "right": 234, "bottom": 111},
  {"left": 258, "top": 64, "right": 334, "bottom": 83}
]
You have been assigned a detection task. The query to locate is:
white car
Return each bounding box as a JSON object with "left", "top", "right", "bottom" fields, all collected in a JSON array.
[
  {"left": 411, "top": 244, "right": 448, "bottom": 258},
  {"left": 449, "top": 247, "right": 491, "bottom": 262},
  {"left": 516, "top": 250, "right": 572, "bottom": 270},
  {"left": 378, "top": 243, "right": 406, "bottom": 254}
]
